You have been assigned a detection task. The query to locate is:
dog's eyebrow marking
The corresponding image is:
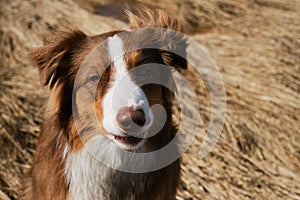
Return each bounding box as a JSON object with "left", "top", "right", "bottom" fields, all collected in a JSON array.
[{"left": 108, "top": 35, "right": 127, "bottom": 80}]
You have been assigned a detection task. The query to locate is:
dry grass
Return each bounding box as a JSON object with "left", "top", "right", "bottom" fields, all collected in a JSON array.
[{"left": 1, "top": 0, "right": 299, "bottom": 199}]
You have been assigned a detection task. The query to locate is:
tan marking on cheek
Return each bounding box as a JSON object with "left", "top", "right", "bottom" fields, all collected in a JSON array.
[
  {"left": 70, "top": 86, "right": 110, "bottom": 152},
  {"left": 95, "top": 93, "right": 109, "bottom": 136},
  {"left": 94, "top": 66, "right": 113, "bottom": 136}
]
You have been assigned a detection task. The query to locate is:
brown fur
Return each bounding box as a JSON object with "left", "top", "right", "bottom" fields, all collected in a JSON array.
[{"left": 19, "top": 9, "right": 186, "bottom": 200}]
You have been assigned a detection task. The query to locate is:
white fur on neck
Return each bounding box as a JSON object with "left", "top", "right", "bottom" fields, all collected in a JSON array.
[
  {"left": 64, "top": 135, "right": 156, "bottom": 200},
  {"left": 64, "top": 136, "right": 116, "bottom": 200}
]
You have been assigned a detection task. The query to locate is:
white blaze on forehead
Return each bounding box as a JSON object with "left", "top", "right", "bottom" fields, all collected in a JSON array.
[
  {"left": 108, "top": 35, "right": 127, "bottom": 79},
  {"left": 102, "top": 34, "right": 152, "bottom": 142}
]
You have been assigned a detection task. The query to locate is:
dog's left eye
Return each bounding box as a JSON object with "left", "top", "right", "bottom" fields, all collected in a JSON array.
[
  {"left": 133, "top": 68, "right": 148, "bottom": 76},
  {"left": 89, "top": 75, "right": 100, "bottom": 82}
]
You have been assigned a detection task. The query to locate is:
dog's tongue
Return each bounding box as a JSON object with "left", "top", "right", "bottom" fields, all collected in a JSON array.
[{"left": 114, "top": 135, "right": 142, "bottom": 145}]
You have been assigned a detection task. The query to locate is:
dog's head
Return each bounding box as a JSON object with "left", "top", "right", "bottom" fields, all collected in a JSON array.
[{"left": 32, "top": 9, "right": 187, "bottom": 152}]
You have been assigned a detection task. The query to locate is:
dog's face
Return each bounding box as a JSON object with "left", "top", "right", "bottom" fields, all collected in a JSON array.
[{"left": 32, "top": 28, "right": 186, "bottom": 152}]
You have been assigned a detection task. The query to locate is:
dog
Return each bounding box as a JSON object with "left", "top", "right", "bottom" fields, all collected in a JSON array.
[{"left": 19, "top": 9, "right": 187, "bottom": 200}]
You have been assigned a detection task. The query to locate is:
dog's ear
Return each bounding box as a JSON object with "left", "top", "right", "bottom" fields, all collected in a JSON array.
[
  {"left": 31, "top": 31, "right": 87, "bottom": 88},
  {"left": 127, "top": 8, "right": 187, "bottom": 70},
  {"left": 160, "top": 31, "right": 188, "bottom": 70},
  {"left": 161, "top": 50, "right": 187, "bottom": 70}
]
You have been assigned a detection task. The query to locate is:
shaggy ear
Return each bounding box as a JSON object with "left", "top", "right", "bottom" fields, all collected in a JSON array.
[
  {"left": 160, "top": 27, "right": 188, "bottom": 70},
  {"left": 127, "top": 8, "right": 187, "bottom": 70},
  {"left": 161, "top": 50, "right": 187, "bottom": 70},
  {"left": 30, "top": 31, "right": 87, "bottom": 87}
]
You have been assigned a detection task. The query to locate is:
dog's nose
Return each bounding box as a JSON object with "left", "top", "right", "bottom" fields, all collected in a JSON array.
[{"left": 116, "top": 106, "right": 146, "bottom": 132}]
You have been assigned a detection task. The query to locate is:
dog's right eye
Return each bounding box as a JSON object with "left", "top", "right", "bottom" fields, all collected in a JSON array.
[{"left": 89, "top": 75, "right": 100, "bottom": 83}]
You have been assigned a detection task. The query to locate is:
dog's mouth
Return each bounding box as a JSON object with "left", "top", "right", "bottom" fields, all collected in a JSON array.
[{"left": 113, "top": 134, "right": 143, "bottom": 145}]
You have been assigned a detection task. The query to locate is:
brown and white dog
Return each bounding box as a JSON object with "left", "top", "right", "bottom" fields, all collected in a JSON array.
[{"left": 19, "top": 9, "right": 187, "bottom": 200}]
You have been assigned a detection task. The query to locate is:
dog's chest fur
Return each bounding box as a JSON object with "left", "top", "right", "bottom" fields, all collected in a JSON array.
[{"left": 65, "top": 143, "right": 180, "bottom": 200}]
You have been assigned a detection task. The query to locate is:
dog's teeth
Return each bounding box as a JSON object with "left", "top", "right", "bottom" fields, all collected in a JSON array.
[{"left": 113, "top": 135, "right": 142, "bottom": 145}]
